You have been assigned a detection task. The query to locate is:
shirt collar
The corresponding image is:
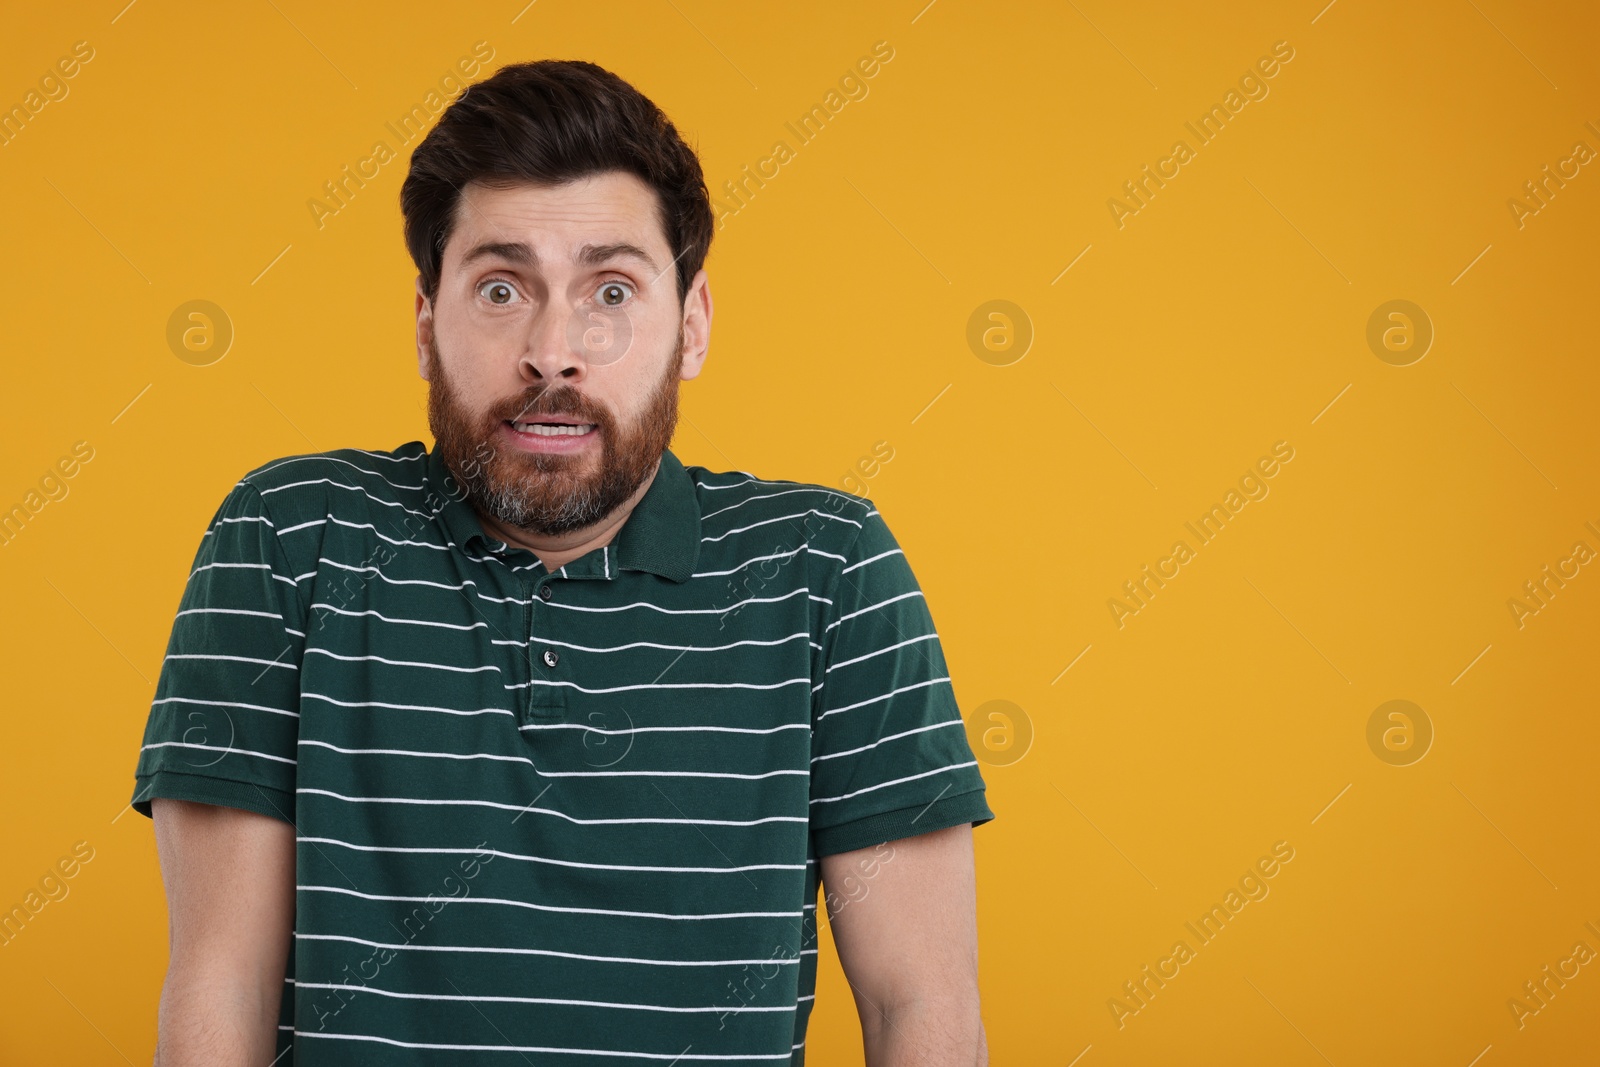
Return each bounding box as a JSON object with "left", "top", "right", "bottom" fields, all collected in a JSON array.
[{"left": 423, "top": 444, "right": 701, "bottom": 583}]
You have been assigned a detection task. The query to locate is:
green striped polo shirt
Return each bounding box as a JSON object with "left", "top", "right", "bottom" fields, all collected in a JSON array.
[{"left": 131, "top": 441, "right": 994, "bottom": 1065}]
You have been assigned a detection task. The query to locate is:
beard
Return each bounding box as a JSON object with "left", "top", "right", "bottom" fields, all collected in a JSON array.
[{"left": 426, "top": 325, "right": 683, "bottom": 537}]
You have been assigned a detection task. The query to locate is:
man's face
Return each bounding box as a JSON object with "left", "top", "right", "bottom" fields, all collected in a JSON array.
[{"left": 416, "top": 172, "right": 709, "bottom": 537}]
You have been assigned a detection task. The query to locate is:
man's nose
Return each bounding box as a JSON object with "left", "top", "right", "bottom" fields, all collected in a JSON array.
[{"left": 517, "top": 301, "right": 588, "bottom": 385}]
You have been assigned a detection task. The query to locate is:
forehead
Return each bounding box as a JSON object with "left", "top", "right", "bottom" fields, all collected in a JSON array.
[{"left": 444, "top": 171, "right": 668, "bottom": 267}]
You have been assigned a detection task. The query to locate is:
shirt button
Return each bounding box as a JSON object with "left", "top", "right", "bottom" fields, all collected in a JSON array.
[
  {"left": 542, "top": 649, "right": 559, "bottom": 667},
  {"left": 539, "top": 585, "right": 553, "bottom": 601}
]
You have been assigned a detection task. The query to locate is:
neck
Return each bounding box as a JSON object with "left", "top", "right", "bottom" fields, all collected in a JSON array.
[{"left": 474, "top": 456, "right": 661, "bottom": 574}]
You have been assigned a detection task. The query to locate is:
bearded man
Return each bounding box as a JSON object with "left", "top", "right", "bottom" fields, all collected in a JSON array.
[{"left": 131, "top": 58, "right": 994, "bottom": 1067}]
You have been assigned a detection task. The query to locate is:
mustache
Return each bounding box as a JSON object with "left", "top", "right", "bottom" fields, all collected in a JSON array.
[{"left": 492, "top": 385, "right": 604, "bottom": 426}]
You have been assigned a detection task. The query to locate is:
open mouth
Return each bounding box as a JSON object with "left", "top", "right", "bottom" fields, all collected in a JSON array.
[{"left": 509, "top": 420, "right": 597, "bottom": 437}]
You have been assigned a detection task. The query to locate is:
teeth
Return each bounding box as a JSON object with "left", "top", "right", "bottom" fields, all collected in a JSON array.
[{"left": 515, "top": 422, "right": 595, "bottom": 436}]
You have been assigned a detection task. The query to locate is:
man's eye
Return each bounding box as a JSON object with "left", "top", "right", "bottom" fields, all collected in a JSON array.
[
  {"left": 596, "top": 281, "right": 633, "bottom": 307},
  {"left": 479, "top": 280, "right": 521, "bottom": 305}
]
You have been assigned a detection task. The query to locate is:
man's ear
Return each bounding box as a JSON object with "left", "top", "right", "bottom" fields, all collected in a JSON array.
[
  {"left": 679, "top": 268, "right": 712, "bottom": 382},
  {"left": 414, "top": 275, "right": 434, "bottom": 381}
]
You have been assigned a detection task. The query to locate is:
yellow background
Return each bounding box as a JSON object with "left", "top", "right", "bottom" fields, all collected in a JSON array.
[{"left": 3, "top": 0, "right": 1597, "bottom": 1063}]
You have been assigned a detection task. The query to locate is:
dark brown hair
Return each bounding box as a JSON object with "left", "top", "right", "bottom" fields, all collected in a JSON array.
[{"left": 400, "top": 59, "right": 713, "bottom": 307}]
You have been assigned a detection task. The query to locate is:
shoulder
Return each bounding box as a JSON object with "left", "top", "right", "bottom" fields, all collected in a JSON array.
[
  {"left": 231, "top": 442, "right": 434, "bottom": 525},
  {"left": 685, "top": 462, "right": 881, "bottom": 563}
]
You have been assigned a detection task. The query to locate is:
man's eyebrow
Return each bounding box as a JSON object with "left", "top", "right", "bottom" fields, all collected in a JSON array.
[
  {"left": 577, "top": 242, "right": 658, "bottom": 272},
  {"left": 460, "top": 240, "right": 535, "bottom": 268},
  {"left": 458, "top": 239, "right": 659, "bottom": 273}
]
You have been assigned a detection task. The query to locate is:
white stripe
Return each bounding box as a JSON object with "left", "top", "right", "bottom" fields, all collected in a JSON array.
[
  {"left": 297, "top": 832, "right": 804, "bottom": 872},
  {"left": 303, "top": 649, "right": 502, "bottom": 674},
  {"left": 691, "top": 544, "right": 806, "bottom": 578},
  {"left": 141, "top": 741, "right": 295, "bottom": 765},
  {"left": 249, "top": 453, "right": 426, "bottom": 490},
  {"left": 814, "top": 677, "right": 951, "bottom": 722},
  {"left": 314, "top": 557, "right": 498, "bottom": 596},
  {"left": 524, "top": 767, "right": 807, "bottom": 780},
  {"left": 151, "top": 697, "right": 298, "bottom": 719},
  {"left": 316, "top": 557, "right": 460, "bottom": 585},
  {"left": 827, "top": 633, "right": 940, "bottom": 672},
  {"left": 164, "top": 653, "right": 297, "bottom": 670},
  {"left": 296, "top": 883, "right": 801, "bottom": 922},
  {"left": 300, "top": 743, "right": 807, "bottom": 779},
  {"left": 298, "top": 739, "right": 530, "bottom": 764},
  {"left": 257, "top": 479, "right": 434, "bottom": 519},
  {"left": 826, "top": 589, "right": 925, "bottom": 631},
  {"left": 547, "top": 586, "right": 810, "bottom": 616},
  {"left": 277, "top": 514, "right": 453, "bottom": 550},
  {"left": 502, "top": 677, "right": 811, "bottom": 695},
  {"left": 350, "top": 447, "right": 427, "bottom": 465},
  {"left": 294, "top": 931, "right": 804, "bottom": 968},
  {"left": 300, "top": 693, "right": 514, "bottom": 718},
  {"left": 810, "top": 761, "right": 976, "bottom": 805},
  {"left": 701, "top": 509, "right": 863, "bottom": 544},
  {"left": 308, "top": 604, "right": 489, "bottom": 631},
  {"left": 189, "top": 561, "right": 272, "bottom": 577},
  {"left": 186, "top": 560, "right": 302, "bottom": 590},
  {"left": 500, "top": 632, "right": 809, "bottom": 655},
  {"left": 174, "top": 607, "right": 284, "bottom": 621},
  {"left": 290, "top": 978, "right": 795, "bottom": 1014},
  {"left": 699, "top": 486, "right": 867, "bottom": 521},
  {"left": 202, "top": 515, "right": 276, "bottom": 534},
  {"left": 694, "top": 473, "right": 762, "bottom": 490},
  {"left": 294, "top": 1028, "right": 795, "bottom": 1060},
  {"left": 308, "top": 556, "right": 532, "bottom": 615},
  {"left": 296, "top": 801, "right": 802, "bottom": 828},
  {"left": 811, "top": 720, "right": 962, "bottom": 764},
  {"left": 842, "top": 547, "right": 903, "bottom": 574},
  {"left": 521, "top": 721, "right": 810, "bottom": 738}
]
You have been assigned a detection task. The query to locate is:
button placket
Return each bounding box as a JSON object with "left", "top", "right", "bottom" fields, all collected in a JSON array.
[
  {"left": 524, "top": 579, "right": 565, "bottom": 722},
  {"left": 538, "top": 582, "right": 560, "bottom": 669}
]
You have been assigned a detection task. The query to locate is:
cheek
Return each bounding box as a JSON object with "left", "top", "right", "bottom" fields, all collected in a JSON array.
[
  {"left": 441, "top": 295, "right": 528, "bottom": 356},
  {"left": 590, "top": 376, "right": 641, "bottom": 429},
  {"left": 440, "top": 349, "right": 520, "bottom": 410}
]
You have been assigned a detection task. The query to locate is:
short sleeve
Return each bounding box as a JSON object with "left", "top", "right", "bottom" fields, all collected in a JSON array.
[
  {"left": 130, "top": 480, "right": 306, "bottom": 826},
  {"left": 809, "top": 508, "right": 994, "bottom": 857}
]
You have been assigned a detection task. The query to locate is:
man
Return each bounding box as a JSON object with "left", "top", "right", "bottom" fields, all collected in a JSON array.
[{"left": 132, "top": 59, "right": 994, "bottom": 1066}]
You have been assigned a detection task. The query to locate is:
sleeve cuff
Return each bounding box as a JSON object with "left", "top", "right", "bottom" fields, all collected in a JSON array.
[
  {"left": 812, "top": 788, "right": 994, "bottom": 857},
  {"left": 132, "top": 769, "right": 296, "bottom": 827}
]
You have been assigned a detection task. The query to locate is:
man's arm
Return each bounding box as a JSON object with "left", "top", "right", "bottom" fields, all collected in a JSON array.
[
  {"left": 152, "top": 798, "right": 295, "bottom": 1066},
  {"left": 821, "top": 823, "right": 986, "bottom": 1067}
]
